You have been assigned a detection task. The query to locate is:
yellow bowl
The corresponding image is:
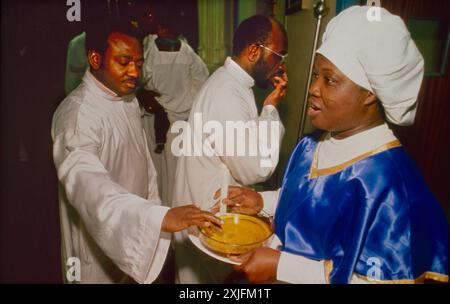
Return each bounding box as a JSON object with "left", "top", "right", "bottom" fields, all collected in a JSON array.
[{"left": 199, "top": 213, "right": 273, "bottom": 255}]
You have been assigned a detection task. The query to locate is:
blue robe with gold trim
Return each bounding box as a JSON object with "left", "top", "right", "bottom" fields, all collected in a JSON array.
[{"left": 275, "top": 134, "right": 448, "bottom": 283}]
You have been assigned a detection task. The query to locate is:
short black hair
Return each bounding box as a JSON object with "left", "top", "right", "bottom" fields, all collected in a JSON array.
[
  {"left": 232, "top": 15, "right": 273, "bottom": 56},
  {"left": 85, "top": 20, "right": 144, "bottom": 56}
]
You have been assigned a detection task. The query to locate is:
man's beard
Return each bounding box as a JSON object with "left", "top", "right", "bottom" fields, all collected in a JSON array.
[{"left": 252, "top": 57, "right": 272, "bottom": 89}]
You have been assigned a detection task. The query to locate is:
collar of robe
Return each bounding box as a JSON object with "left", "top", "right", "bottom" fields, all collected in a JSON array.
[
  {"left": 83, "top": 70, "right": 127, "bottom": 102},
  {"left": 155, "top": 37, "right": 181, "bottom": 52},
  {"left": 224, "top": 57, "right": 255, "bottom": 89}
]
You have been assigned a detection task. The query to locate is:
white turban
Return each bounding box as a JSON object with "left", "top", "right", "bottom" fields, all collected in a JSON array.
[{"left": 316, "top": 6, "right": 424, "bottom": 126}]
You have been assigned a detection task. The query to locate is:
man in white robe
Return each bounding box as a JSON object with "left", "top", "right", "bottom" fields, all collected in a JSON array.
[
  {"left": 172, "top": 15, "right": 288, "bottom": 283},
  {"left": 52, "top": 22, "right": 221, "bottom": 284}
]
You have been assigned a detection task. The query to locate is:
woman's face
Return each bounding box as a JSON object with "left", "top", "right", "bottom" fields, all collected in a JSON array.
[{"left": 308, "top": 54, "right": 376, "bottom": 138}]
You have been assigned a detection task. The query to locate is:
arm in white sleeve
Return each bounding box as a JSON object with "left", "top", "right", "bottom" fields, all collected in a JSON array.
[
  {"left": 215, "top": 90, "right": 284, "bottom": 185},
  {"left": 143, "top": 128, "right": 172, "bottom": 283},
  {"left": 53, "top": 125, "right": 169, "bottom": 284},
  {"left": 187, "top": 46, "right": 209, "bottom": 93},
  {"left": 277, "top": 252, "right": 327, "bottom": 284},
  {"left": 259, "top": 189, "right": 281, "bottom": 216},
  {"left": 141, "top": 35, "right": 156, "bottom": 91},
  {"left": 181, "top": 48, "right": 209, "bottom": 116},
  {"left": 277, "top": 252, "right": 370, "bottom": 284}
]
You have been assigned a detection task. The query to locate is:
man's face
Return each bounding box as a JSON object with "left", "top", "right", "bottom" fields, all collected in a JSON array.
[
  {"left": 252, "top": 25, "right": 287, "bottom": 89},
  {"left": 96, "top": 32, "right": 144, "bottom": 96},
  {"left": 253, "top": 56, "right": 273, "bottom": 89}
]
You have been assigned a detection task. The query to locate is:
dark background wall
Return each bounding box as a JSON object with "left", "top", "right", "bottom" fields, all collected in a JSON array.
[
  {"left": 1, "top": 0, "right": 70, "bottom": 283},
  {"left": 0, "top": 0, "right": 198, "bottom": 283},
  {"left": 382, "top": 0, "right": 450, "bottom": 215}
]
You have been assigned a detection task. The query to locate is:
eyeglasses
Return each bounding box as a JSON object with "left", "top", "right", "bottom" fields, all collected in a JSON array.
[{"left": 259, "top": 45, "right": 288, "bottom": 64}]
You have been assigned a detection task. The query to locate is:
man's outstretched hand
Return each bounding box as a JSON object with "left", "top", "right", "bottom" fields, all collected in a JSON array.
[{"left": 161, "top": 204, "right": 223, "bottom": 232}]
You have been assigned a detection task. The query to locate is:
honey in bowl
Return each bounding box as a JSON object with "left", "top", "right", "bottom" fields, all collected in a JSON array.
[{"left": 199, "top": 213, "right": 273, "bottom": 255}]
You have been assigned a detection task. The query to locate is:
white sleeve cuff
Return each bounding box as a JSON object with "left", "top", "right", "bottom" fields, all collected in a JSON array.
[
  {"left": 260, "top": 105, "right": 285, "bottom": 141},
  {"left": 277, "top": 251, "right": 327, "bottom": 284},
  {"left": 260, "top": 189, "right": 280, "bottom": 216},
  {"left": 261, "top": 104, "right": 278, "bottom": 118},
  {"left": 276, "top": 251, "right": 370, "bottom": 284},
  {"left": 140, "top": 205, "right": 171, "bottom": 284}
]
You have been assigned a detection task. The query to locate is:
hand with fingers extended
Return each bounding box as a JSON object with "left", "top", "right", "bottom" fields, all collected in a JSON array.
[
  {"left": 161, "top": 204, "right": 223, "bottom": 233},
  {"left": 212, "top": 186, "right": 263, "bottom": 215},
  {"left": 229, "top": 247, "right": 281, "bottom": 283}
]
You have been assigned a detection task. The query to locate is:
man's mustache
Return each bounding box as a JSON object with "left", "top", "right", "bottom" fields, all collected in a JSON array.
[{"left": 123, "top": 77, "right": 137, "bottom": 83}]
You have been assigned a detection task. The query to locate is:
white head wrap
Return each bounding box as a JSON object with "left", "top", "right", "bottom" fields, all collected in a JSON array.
[{"left": 316, "top": 6, "right": 424, "bottom": 126}]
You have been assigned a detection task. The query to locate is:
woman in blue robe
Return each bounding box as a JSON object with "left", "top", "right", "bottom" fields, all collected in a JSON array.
[{"left": 226, "top": 6, "right": 448, "bottom": 283}]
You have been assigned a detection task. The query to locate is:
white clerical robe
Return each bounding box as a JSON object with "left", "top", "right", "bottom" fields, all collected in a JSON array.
[
  {"left": 52, "top": 70, "right": 170, "bottom": 283},
  {"left": 141, "top": 35, "right": 209, "bottom": 206},
  {"left": 172, "top": 57, "right": 284, "bottom": 283}
]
